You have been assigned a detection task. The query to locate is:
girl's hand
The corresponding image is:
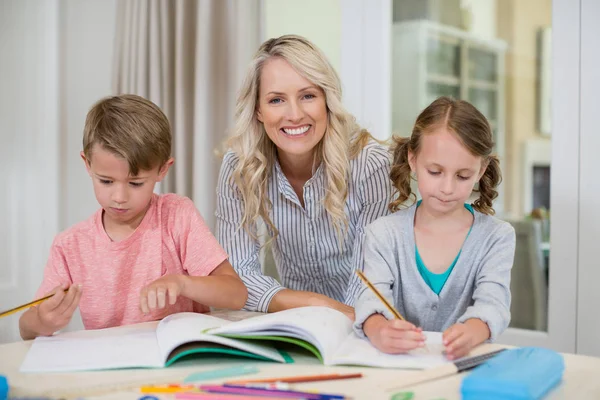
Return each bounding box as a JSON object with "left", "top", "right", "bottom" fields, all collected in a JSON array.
[
  {"left": 140, "top": 274, "right": 186, "bottom": 314},
  {"left": 363, "top": 314, "right": 426, "bottom": 354},
  {"left": 36, "top": 284, "right": 82, "bottom": 336},
  {"left": 443, "top": 319, "right": 491, "bottom": 360}
]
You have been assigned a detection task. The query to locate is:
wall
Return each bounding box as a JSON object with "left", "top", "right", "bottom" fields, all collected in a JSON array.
[
  {"left": 262, "top": 0, "right": 341, "bottom": 72},
  {"left": 0, "top": 0, "right": 61, "bottom": 343},
  {"left": 61, "top": 0, "right": 117, "bottom": 229},
  {"left": 497, "top": 0, "right": 552, "bottom": 217},
  {"left": 0, "top": 0, "right": 116, "bottom": 343}
]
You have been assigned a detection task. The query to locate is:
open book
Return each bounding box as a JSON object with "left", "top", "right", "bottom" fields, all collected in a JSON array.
[{"left": 21, "top": 306, "right": 448, "bottom": 372}]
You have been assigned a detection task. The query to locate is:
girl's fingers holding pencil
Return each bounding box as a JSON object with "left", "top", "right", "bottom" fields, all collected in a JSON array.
[{"left": 390, "top": 319, "right": 418, "bottom": 331}]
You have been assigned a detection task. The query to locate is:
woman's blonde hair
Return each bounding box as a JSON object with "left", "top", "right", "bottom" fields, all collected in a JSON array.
[
  {"left": 227, "top": 35, "right": 373, "bottom": 241},
  {"left": 389, "top": 96, "right": 501, "bottom": 215}
]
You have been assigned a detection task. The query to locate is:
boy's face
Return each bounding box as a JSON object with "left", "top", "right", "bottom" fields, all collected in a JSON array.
[{"left": 81, "top": 145, "right": 173, "bottom": 228}]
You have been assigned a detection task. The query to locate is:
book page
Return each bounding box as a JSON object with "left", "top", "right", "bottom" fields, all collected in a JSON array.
[
  {"left": 331, "top": 331, "right": 450, "bottom": 369},
  {"left": 20, "top": 322, "right": 162, "bottom": 372},
  {"left": 156, "top": 312, "right": 286, "bottom": 363},
  {"left": 207, "top": 306, "right": 353, "bottom": 363}
]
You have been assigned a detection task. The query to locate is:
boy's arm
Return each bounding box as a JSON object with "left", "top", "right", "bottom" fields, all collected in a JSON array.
[
  {"left": 456, "top": 223, "right": 516, "bottom": 341},
  {"left": 343, "top": 158, "right": 393, "bottom": 306},
  {"left": 20, "top": 284, "right": 82, "bottom": 340},
  {"left": 178, "top": 260, "right": 247, "bottom": 309},
  {"left": 19, "top": 241, "right": 79, "bottom": 340},
  {"left": 174, "top": 196, "right": 247, "bottom": 310}
]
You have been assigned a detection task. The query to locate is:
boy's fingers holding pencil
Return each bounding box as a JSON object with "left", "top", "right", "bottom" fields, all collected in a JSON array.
[{"left": 41, "top": 284, "right": 68, "bottom": 311}]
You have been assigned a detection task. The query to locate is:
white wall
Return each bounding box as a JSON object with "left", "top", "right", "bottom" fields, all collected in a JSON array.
[
  {"left": 262, "top": 0, "right": 341, "bottom": 72},
  {"left": 0, "top": 0, "right": 61, "bottom": 342},
  {"left": 61, "top": 0, "right": 117, "bottom": 229},
  {"left": 0, "top": 0, "right": 116, "bottom": 343}
]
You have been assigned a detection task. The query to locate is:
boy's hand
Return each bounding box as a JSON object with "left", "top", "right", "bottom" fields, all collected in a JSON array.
[
  {"left": 36, "top": 284, "right": 82, "bottom": 336},
  {"left": 443, "top": 319, "right": 490, "bottom": 360},
  {"left": 363, "top": 314, "right": 426, "bottom": 354},
  {"left": 140, "top": 274, "right": 186, "bottom": 314}
]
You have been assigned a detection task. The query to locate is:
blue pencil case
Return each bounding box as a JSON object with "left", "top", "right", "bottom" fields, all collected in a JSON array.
[{"left": 461, "top": 347, "right": 565, "bottom": 400}]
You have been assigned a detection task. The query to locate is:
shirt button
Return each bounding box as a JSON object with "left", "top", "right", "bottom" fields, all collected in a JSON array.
[{"left": 431, "top": 304, "right": 438, "bottom": 311}]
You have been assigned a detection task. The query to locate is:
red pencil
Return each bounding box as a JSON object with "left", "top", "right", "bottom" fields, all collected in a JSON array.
[{"left": 226, "top": 372, "right": 363, "bottom": 385}]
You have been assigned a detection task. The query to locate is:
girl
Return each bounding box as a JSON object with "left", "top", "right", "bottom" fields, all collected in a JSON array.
[
  {"left": 353, "top": 96, "right": 515, "bottom": 360},
  {"left": 216, "top": 35, "right": 393, "bottom": 317}
]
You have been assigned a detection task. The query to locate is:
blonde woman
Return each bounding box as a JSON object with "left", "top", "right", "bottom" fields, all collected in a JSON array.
[{"left": 216, "top": 35, "right": 393, "bottom": 318}]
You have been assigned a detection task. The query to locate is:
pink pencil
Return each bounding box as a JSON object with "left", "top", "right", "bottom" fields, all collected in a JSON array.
[{"left": 176, "top": 393, "right": 293, "bottom": 400}]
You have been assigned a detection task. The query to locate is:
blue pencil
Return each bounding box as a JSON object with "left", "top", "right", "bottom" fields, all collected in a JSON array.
[{"left": 200, "top": 384, "right": 346, "bottom": 400}]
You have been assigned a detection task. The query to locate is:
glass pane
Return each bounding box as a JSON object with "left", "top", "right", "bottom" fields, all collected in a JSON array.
[
  {"left": 427, "top": 82, "right": 460, "bottom": 104},
  {"left": 469, "top": 87, "right": 497, "bottom": 121},
  {"left": 427, "top": 36, "right": 460, "bottom": 78},
  {"left": 468, "top": 47, "right": 498, "bottom": 82},
  {"left": 391, "top": 0, "right": 552, "bottom": 333}
]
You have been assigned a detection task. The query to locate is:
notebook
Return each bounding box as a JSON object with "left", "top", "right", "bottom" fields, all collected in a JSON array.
[{"left": 21, "top": 306, "right": 448, "bottom": 372}]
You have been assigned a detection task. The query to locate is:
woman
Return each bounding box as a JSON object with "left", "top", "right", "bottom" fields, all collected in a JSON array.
[{"left": 216, "top": 35, "right": 393, "bottom": 317}]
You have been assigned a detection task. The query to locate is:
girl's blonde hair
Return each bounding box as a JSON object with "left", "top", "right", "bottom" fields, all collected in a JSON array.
[
  {"left": 227, "top": 35, "right": 373, "bottom": 241},
  {"left": 389, "top": 96, "right": 501, "bottom": 215}
]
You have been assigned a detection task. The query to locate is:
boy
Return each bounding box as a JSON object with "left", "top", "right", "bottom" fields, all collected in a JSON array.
[{"left": 19, "top": 94, "right": 247, "bottom": 340}]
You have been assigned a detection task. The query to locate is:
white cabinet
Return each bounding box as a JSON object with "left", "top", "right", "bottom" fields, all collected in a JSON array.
[{"left": 392, "top": 20, "right": 506, "bottom": 154}]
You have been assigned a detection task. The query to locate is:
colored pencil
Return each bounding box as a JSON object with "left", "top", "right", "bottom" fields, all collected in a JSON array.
[
  {"left": 0, "top": 288, "right": 69, "bottom": 318},
  {"left": 227, "top": 372, "right": 362, "bottom": 385},
  {"left": 355, "top": 270, "right": 404, "bottom": 320}
]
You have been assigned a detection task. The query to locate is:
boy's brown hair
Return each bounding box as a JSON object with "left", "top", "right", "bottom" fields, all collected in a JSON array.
[
  {"left": 83, "top": 94, "right": 172, "bottom": 175},
  {"left": 389, "top": 96, "right": 502, "bottom": 215}
]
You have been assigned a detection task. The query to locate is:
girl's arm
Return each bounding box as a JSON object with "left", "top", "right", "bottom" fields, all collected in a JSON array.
[
  {"left": 343, "top": 149, "right": 394, "bottom": 306},
  {"left": 455, "top": 222, "right": 516, "bottom": 341},
  {"left": 353, "top": 222, "right": 399, "bottom": 336}
]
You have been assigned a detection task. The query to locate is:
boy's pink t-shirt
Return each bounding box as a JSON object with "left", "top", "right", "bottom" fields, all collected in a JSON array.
[{"left": 35, "top": 193, "right": 228, "bottom": 330}]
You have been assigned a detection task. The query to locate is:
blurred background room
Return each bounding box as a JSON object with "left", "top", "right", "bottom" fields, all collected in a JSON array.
[{"left": 1, "top": 0, "right": 599, "bottom": 359}]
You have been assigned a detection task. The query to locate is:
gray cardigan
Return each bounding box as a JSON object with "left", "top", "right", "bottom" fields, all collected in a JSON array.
[{"left": 353, "top": 203, "right": 515, "bottom": 341}]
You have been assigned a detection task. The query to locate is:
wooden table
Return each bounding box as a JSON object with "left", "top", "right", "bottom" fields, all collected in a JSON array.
[{"left": 1, "top": 312, "right": 599, "bottom": 399}]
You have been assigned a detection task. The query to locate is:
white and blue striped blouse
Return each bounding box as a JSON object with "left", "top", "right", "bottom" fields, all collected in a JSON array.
[{"left": 215, "top": 141, "right": 393, "bottom": 312}]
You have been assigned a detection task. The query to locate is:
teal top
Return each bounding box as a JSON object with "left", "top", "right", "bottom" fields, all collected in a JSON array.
[{"left": 415, "top": 201, "right": 474, "bottom": 295}]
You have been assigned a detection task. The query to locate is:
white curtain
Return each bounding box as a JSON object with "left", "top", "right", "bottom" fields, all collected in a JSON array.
[{"left": 112, "top": 0, "right": 260, "bottom": 229}]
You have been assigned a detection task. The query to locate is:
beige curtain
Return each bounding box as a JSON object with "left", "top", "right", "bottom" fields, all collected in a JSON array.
[{"left": 112, "top": 0, "right": 260, "bottom": 229}]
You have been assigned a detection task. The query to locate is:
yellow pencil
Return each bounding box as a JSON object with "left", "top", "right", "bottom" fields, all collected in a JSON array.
[
  {"left": 355, "top": 270, "right": 404, "bottom": 320},
  {"left": 0, "top": 288, "right": 69, "bottom": 319},
  {"left": 356, "top": 270, "right": 429, "bottom": 351}
]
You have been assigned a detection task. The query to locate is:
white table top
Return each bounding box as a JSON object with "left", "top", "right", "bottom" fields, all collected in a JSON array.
[{"left": 1, "top": 312, "right": 600, "bottom": 399}]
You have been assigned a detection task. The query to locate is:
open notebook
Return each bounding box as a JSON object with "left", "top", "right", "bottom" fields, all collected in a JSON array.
[{"left": 21, "top": 306, "right": 448, "bottom": 372}]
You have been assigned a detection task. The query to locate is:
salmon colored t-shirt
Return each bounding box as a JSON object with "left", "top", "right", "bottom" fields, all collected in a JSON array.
[{"left": 35, "top": 193, "right": 228, "bottom": 330}]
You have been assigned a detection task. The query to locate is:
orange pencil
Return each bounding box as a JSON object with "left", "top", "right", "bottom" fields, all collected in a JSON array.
[
  {"left": 226, "top": 372, "right": 363, "bottom": 385},
  {"left": 0, "top": 288, "right": 69, "bottom": 319}
]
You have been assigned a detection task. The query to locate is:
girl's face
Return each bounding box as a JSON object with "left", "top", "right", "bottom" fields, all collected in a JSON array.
[
  {"left": 409, "top": 127, "right": 486, "bottom": 215},
  {"left": 256, "top": 57, "right": 328, "bottom": 163}
]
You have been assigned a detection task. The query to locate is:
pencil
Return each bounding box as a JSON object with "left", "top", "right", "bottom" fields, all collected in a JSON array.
[
  {"left": 355, "top": 270, "right": 404, "bottom": 320},
  {"left": 226, "top": 372, "right": 363, "bottom": 385},
  {"left": 0, "top": 288, "right": 70, "bottom": 319}
]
